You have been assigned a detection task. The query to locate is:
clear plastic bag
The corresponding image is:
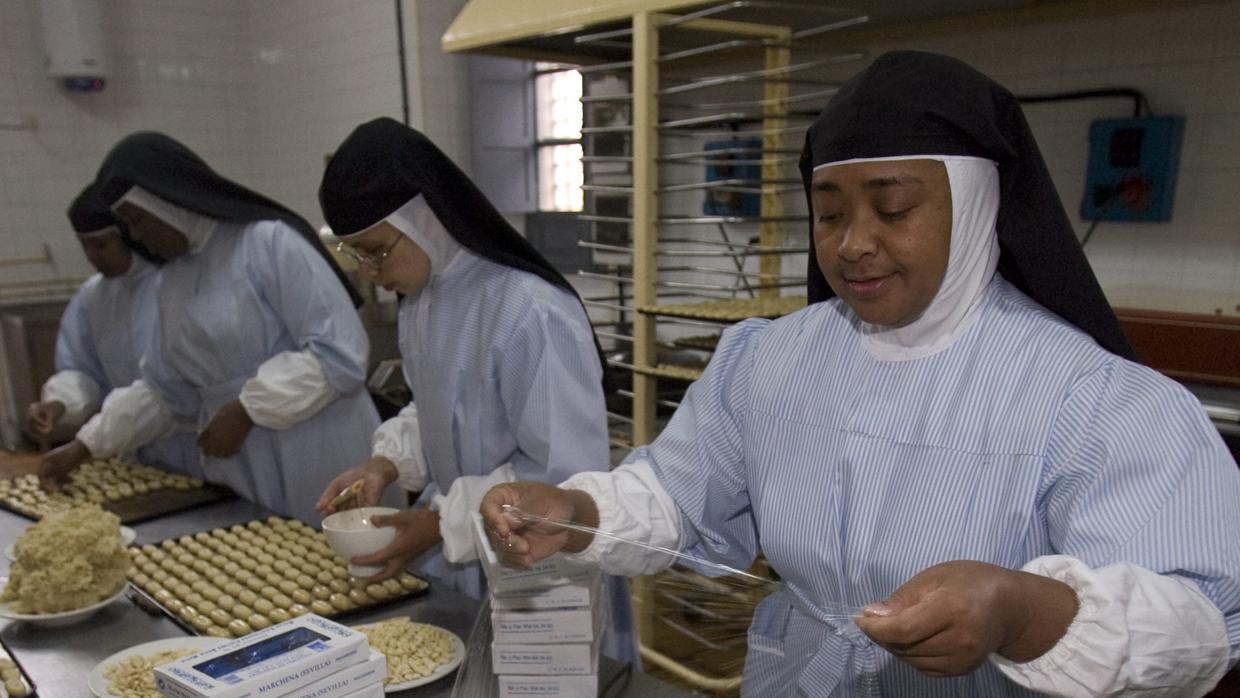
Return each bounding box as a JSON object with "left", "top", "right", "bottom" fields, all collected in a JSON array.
[
  {"left": 470, "top": 504, "right": 874, "bottom": 696},
  {"left": 499, "top": 504, "right": 870, "bottom": 624},
  {"left": 449, "top": 595, "right": 498, "bottom": 698}
]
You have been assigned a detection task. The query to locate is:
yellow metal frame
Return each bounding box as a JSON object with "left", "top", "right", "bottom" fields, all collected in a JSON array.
[
  {"left": 442, "top": 4, "right": 802, "bottom": 692},
  {"left": 641, "top": 645, "right": 744, "bottom": 693},
  {"left": 630, "top": 11, "right": 661, "bottom": 449},
  {"left": 442, "top": 0, "right": 708, "bottom": 54},
  {"left": 759, "top": 36, "right": 790, "bottom": 298},
  {"left": 631, "top": 14, "right": 791, "bottom": 442},
  {"left": 628, "top": 14, "right": 794, "bottom": 694}
]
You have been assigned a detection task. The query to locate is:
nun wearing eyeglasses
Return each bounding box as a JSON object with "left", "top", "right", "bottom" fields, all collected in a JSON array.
[
  {"left": 313, "top": 118, "right": 635, "bottom": 662},
  {"left": 39, "top": 132, "right": 393, "bottom": 524},
  {"left": 27, "top": 184, "right": 199, "bottom": 476},
  {"left": 481, "top": 52, "right": 1240, "bottom": 696}
]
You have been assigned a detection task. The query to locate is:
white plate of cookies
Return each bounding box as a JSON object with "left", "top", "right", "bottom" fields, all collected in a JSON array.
[
  {"left": 87, "top": 636, "right": 227, "bottom": 698},
  {"left": 353, "top": 617, "right": 465, "bottom": 691},
  {"left": 0, "top": 578, "right": 128, "bottom": 628}
]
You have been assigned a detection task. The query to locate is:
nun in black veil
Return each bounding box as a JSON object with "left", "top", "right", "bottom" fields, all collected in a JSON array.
[
  {"left": 28, "top": 184, "right": 199, "bottom": 476},
  {"left": 481, "top": 51, "right": 1240, "bottom": 696},
  {"left": 40, "top": 133, "right": 395, "bottom": 525},
  {"left": 312, "top": 119, "right": 635, "bottom": 662}
]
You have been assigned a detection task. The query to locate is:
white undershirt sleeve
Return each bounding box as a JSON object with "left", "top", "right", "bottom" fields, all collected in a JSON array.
[
  {"left": 990, "top": 555, "right": 1230, "bottom": 697},
  {"left": 432, "top": 464, "right": 516, "bottom": 564},
  {"left": 238, "top": 350, "right": 338, "bottom": 430},
  {"left": 371, "top": 403, "right": 429, "bottom": 493},
  {"left": 77, "top": 380, "right": 178, "bottom": 458},
  {"left": 41, "top": 370, "right": 102, "bottom": 428},
  {"left": 560, "top": 459, "right": 683, "bottom": 577}
]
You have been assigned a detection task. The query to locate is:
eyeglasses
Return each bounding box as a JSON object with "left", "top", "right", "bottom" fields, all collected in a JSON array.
[{"left": 336, "top": 235, "right": 402, "bottom": 269}]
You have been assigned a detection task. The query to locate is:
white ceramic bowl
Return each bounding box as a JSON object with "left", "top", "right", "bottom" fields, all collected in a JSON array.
[{"left": 321, "top": 507, "right": 399, "bottom": 578}]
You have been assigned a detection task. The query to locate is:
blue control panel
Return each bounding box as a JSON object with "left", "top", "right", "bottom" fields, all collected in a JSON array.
[
  {"left": 704, "top": 138, "right": 762, "bottom": 217},
  {"left": 1080, "top": 115, "right": 1185, "bottom": 222},
  {"left": 62, "top": 77, "right": 106, "bottom": 92}
]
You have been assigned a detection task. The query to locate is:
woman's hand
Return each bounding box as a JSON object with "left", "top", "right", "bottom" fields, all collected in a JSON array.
[
  {"left": 26, "top": 400, "right": 66, "bottom": 437},
  {"left": 349, "top": 509, "right": 442, "bottom": 580},
  {"left": 479, "top": 482, "right": 598, "bottom": 569},
  {"left": 315, "top": 457, "right": 399, "bottom": 514},
  {"left": 197, "top": 400, "right": 254, "bottom": 458},
  {"left": 38, "top": 438, "right": 91, "bottom": 491},
  {"left": 855, "top": 560, "right": 1077, "bottom": 677}
]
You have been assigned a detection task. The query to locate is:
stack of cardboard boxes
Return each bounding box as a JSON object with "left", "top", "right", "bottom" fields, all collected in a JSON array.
[
  {"left": 474, "top": 514, "right": 605, "bottom": 697},
  {"left": 154, "top": 614, "right": 387, "bottom": 698}
]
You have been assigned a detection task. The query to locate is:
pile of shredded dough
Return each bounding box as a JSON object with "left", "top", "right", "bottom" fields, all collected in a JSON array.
[{"left": 1, "top": 505, "right": 130, "bottom": 613}]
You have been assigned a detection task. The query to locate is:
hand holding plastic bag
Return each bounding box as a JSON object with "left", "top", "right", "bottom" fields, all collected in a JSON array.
[{"left": 479, "top": 481, "right": 595, "bottom": 569}]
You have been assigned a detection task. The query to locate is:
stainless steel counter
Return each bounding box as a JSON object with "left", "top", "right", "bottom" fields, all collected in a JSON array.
[
  {"left": 0, "top": 497, "right": 692, "bottom": 697},
  {"left": 1189, "top": 384, "right": 1240, "bottom": 434}
]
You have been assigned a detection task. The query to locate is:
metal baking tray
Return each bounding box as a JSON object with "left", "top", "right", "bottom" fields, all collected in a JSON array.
[
  {"left": 639, "top": 295, "right": 807, "bottom": 322},
  {"left": 126, "top": 516, "right": 430, "bottom": 638},
  {"left": 0, "top": 636, "right": 36, "bottom": 697},
  {"left": 0, "top": 462, "right": 233, "bottom": 524}
]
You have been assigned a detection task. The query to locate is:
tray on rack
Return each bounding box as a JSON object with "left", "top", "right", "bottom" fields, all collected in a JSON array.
[
  {"left": 638, "top": 295, "right": 806, "bottom": 322},
  {"left": 634, "top": 363, "right": 706, "bottom": 382},
  {"left": 126, "top": 516, "right": 430, "bottom": 638},
  {"left": 0, "top": 460, "right": 232, "bottom": 524},
  {"left": 667, "top": 334, "right": 721, "bottom": 351}
]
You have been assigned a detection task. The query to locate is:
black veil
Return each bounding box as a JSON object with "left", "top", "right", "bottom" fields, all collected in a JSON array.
[
  {"left": 96, "top": 132, "right": 362, "bottom": 307},
  {"left": 800, "top": 51, "right": 1133, "bottom": 359}
]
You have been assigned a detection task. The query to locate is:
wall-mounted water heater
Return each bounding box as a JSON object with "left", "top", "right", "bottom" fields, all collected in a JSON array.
[{"left": 38, "top": 0, "right": 110, "bottom": 92}]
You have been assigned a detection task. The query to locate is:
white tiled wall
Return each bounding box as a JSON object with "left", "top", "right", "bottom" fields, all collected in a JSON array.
[
  {"left": 827, "top": 1, "right": 1240, "bottom": 316},
  {"left": 0, "top": 0, "right": 471, "bottom": 287},
  {"left": 411, "top": 0, "right": 471, "bottom": 170},
  {"left": 2, "top": 1, "right": 1236, "bottom": 316},
  {"left": 246, "top": 0, "right": 406, "bottom": 225},
  {"left": 0, "top": 0, "right": 252, "bottom": 285},
  {"left": 241, "top": 0, "right": 472, "bottom": 231}
]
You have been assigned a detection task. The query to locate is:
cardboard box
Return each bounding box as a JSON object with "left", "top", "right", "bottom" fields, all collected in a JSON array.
[
  {"left": 471, "top": 513, "right": 596, "bottom": 594},
  {"left": 280, "top": 649, "right": 386, "bottom": 698},
  {"left": 154, "top": 614, "right": 368, "bottom": 698},
  {"left": 497, "top": 673, "right": 598, "bottom": 697},
  {"left": 492, "top": 597, "right": 605, "bottom": 644},
  {"left": 335, "top": 682, "right": 384, "bottom": 698},
  {"left": 491, "top": 637, "right": 600, "bottom": 676},
  {"left": 490, "top": 575, "right": 601, "bottom": 611}
]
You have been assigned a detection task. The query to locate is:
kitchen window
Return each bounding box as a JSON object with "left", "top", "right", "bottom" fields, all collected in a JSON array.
[{"left": 534, "top": 64, "right": 583, "bottom": 212}]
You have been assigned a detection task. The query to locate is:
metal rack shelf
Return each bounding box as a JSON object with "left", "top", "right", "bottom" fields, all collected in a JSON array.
[
  {"left": 666, "top": 334, "right": 721, "bottom": 351},
  {"left": 633, "top": 363, "right": 706, "bottom": 382},
  {"left": 583, "top": 178, "right": 803, "bottom": 195},
  {"left": 579, "top": 240, "right": 808, "bottom": 257},
  {"left": 516, "top": 4, "right": 869, "bottom": 692},
  {"left": 638, "top": 295, "right": 807, "bottom": 322}
]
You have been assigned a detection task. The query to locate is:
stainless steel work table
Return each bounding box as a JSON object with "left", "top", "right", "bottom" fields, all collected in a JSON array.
[{"left": 0, "top": 496, "right": 693, "bottom": 697}]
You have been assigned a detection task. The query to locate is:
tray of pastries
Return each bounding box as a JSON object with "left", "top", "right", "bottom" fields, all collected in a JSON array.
[
  {"left": 638, "top": 295, "right": 807, "bottom": 322},
  {"left": 0, "top": 459, "right": 231, "bottom": 524},
  {"left": 0, "top": 639, "right": 34, "bottom": 697},
  {"left": 667, "top": 334, "right": 721, "bottom": 352},
  {"left": 634, "top": 363, "right": 706, "bottom": 382},
  {"left": 126, "top": 516, "right": 429, "bottom": 638}
]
